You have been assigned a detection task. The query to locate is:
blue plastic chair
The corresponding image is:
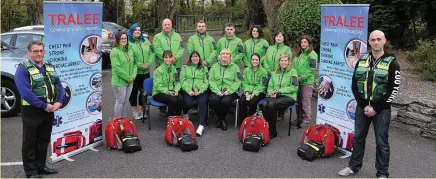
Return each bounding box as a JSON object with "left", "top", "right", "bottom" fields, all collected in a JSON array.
[
  {"left": 143, "top": 78, "right": 167, "bottom": 130},
  {"left": 256, "top": 98, "right": 300, "bottom": 136}
]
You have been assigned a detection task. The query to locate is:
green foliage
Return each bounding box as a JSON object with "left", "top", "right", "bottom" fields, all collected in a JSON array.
[
  {"left": 1, "top": 3, "right": 28, "bottom": 32},
  {"left": 276, "top": 0, "right": 341, "bottom": 48},
  {"left": 405, "top": 40, "right": 436, "bottom": 81}
]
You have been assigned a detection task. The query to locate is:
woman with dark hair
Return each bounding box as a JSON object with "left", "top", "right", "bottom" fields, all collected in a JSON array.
[
  {"left": 261, "top": 54, "right": 298, "bottom": 138},
  {"left": 292, "top": 35, "right": 318, "bottom": 127},
  {"left": 128, "top": 23, "right": 154, "bottom": 120},
  {"left": 262, "top": 31, "right": 292, "bottom": 75},
  {"left": 243, "top": 25, "right": 269, "bottom": 68},
  {"left": 180, "top": 51, "right": 209, "bottom": 135},
  {"left": 209, "top": 48, "right": 242, "bottom": 131},
  {"left": 110, "top": 31, "right": 137, "bottom": 118},
  {"left": 239, "top": 53, "right": 268, "bottom": 124},
  {"left": 152, "top": 50, "right": 183, "bottom": 116}
]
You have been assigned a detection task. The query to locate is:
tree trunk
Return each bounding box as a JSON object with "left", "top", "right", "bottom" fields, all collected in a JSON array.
[
  {"left": 26, "top": 0, "right": 43, "bottom": 25},
  {"left": 246, "top": 0, "right": 266, "bottom": 27},
  {"left": 211, "top": 0, "right": 214, "bottom": 5},
  {"left": 261, "top": 0, "right": 285, "bottom": 37},
  {"left": 157, "top": 0, "right": 179, "bottom": 24}
]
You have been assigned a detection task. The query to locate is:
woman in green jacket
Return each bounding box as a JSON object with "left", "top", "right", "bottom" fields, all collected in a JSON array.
[
  {"left": 262, "top": 31, "right": 292, "bottom": 74},
  {"left": 292, "top": 35, "right": 318, "bottom": 127},
  {"left": 152, "top": 50, "right": 183, "bottom": 116},
  {"left": 128, "top": 23, "right": 154, "bottom": 120},
  {"left": 110, "top": 32, "right": 137, "bottom": 118},
  {"left": 243, "top": 25, "right": 269, "bottom": 68},
  {"left": 180, "top": 51, "right": 209, "bottom": 136},
  {"left": 209, "top": 48, "right": 242, "bottom": 131},
  {"left": 239, "top": 53, "right": 268, "bottom": 124},
  {"left": 261, "top": 54, "right": 298, "bottom": 138}
]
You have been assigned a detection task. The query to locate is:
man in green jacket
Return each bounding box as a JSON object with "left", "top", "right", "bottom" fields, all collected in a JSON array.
[
  {"left": 187, "top": 20, "right": 217, "bottom": 68},
  {"left": 153, "top": 18, "right": 185, "bottom": 69},
  {"left": 216, "top": 23, "right": 244, "bottom": 67}
]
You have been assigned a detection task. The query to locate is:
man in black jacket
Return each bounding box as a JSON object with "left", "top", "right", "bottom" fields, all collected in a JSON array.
[{"left": 338, "top": 30, "right": 401, "bottom": 179}]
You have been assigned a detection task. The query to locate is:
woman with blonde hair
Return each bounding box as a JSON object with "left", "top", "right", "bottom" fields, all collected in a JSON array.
[{"left": 208, "top": 48, "right": 242, "bottom": 131}]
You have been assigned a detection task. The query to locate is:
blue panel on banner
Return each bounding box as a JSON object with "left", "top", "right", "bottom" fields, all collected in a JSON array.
[{"left": 316, "top": 5, "right": 369, "bottom": 150}]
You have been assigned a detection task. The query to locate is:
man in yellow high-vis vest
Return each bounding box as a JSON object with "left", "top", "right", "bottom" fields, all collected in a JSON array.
[{"left": 15, "top": 40, "right": 64, "bottom": 178}]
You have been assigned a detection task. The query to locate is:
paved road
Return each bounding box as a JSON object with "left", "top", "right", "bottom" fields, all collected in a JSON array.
[{"left": 2, "top": 34, "right": 436, "bottom": 178}]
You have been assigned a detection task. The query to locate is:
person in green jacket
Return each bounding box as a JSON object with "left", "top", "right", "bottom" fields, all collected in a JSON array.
[
  {"left": 152, "top": 50, "right": 183, "bottom": 116},
  {"left": 216, "top": 23, "right": 244, "bottom": 67},
  {"left": 209, "top": 48, "right": 242, "bottom": 131},
  {"left": 262, "top": 31, "right": 292, "bottom": 75},
  {"left": 239, "top": 53, "right": 268, "bottom": 124},
  {"left": 153, "top": 18, "right": 185, "bottom": 70},
  {"left": 110, "top": 32, "right": 137, "bottom": 118},
  {"left": 180, "top": 51, "right": 209, "bottom": 136},
  {"left": 187, "top": 20, "right": 217, "bottom": 69},
  {"left": 292, "top": 35, "right": 318, "bottom": 127},
  {"left": 127, "top": 23, "right": 154, "bottom": 120},
  {"left": 261, "top": 54, "right": 298, "bottom": 138},
  {"left": 243, "top": 25, "right": 269, "bottom": 68}
]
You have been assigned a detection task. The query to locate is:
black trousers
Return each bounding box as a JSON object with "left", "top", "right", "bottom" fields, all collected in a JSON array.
[
  {"left": 209, "top": 93, "right": 238, "bottom": 119},
  {"left": 261, "top": 96, "right": 295, "bottom": 135},
  {"left": 239, "top": 93, "right": 266, "bottom": 124},
  {"left": 129, "top": 73, "right": 150, "bottom": 107},
  {"left": 22, "top": 106, "right": 54, "bottom": 176},
  {"left": 153, "top": 93, "right": 183, "bottom": 116}
]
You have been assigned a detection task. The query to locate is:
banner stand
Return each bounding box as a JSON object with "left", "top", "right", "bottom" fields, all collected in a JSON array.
[{"left": 50, "top": 141, "right": 103, "bottom": 163}]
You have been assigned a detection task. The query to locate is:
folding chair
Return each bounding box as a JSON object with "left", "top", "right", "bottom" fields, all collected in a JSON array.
[{"left": 142, "top": 78, "right": 167, "bottom": 130}]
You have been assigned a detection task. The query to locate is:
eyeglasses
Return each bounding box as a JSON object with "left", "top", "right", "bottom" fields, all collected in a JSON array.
[{"left": 31, "top": 50, "right": 44, "bottom": 54}]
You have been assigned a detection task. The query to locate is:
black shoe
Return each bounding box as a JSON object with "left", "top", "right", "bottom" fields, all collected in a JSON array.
[
  {"left": 38, "top": 167, "right": 58, "bottom": 175},
  {"left": 270, "top": 132, "right": 278, "bottom": 139},
  {"left": 215, "top": 119, "right": 222, "bottom": 128},
  {"left": 27, "top": 174, "right": 42, "bottom": 178},
  {"left": 221, "top": 119, "right": 227, "bottom": 131}
]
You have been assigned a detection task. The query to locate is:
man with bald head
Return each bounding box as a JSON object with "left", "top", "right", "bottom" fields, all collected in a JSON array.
[
  {"left": 153, "top": 18, "right": 185, "bottom": 69},
  {"left": 338, "top": 30, "right": 401, "bottom": 179}
]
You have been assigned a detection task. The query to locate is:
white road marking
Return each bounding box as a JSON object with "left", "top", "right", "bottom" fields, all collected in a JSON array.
[{"left": 1, "top": 162, "right": 23, "bottom": 166}]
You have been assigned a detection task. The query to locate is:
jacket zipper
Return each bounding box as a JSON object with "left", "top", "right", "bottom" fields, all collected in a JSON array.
[
  {"left": 272, "top": 45, "right": 278, "bottom": 70},
  {"left": 123, "top": 49, "right": 132, "bottom": 83},
  {"left": 192, "top": 67, "right": 196, "bottom": 91},
  {"left": 279, "top": 70, "right": 285, "bottom": 89},
  {"left": 137, "top": 42, "right": 145, "bottom": 71},
  {"left": 220, "top": 66, "right": 227, "bottom": 91}
]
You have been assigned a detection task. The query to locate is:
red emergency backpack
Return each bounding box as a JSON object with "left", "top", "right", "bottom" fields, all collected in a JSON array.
[
  {"left": 53, "top": 130, "right": 86, "bottom": 156},
  {"left": 89, "top": 119, "right": 103, "bottom": 144},
  {"left": 300, "top": 124, "right": 342, "bottom": 156},
  {"left": 238, "top": 111, "right": 270, "bottom": 146},
  {"left": 165, "top": 116, "right": 198, "bottom": 152},
  {"left": 105, "top": 117, "right": 138, "bottom": 150}
]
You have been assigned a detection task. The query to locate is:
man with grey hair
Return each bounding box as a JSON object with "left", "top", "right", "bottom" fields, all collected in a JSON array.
[
  {"left": 15, "top": 40, "right": 64, "bottom": 178},
  {"left": 338, "top": 30, "right": 401, "bottom": 179}
]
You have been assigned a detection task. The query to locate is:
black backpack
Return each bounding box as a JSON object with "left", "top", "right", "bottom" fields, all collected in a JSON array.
[
  {"left": 120, "top": 132, "right": 142, "bottom": 153},
  {"left": 297, "top": 141, "right": 324, "bottom": 161},
  {"left": 178, "top": 133, "right": 198, "bottom": 152},
  {"left": 242, "top": 134, "right": 263, "bottom": 152}
]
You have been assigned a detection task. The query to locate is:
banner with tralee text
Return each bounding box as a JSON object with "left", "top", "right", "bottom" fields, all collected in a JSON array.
[
  {"left": 44, "top": 1, "right": 103, "bottom": 163},
  {"left": 317, "top": 4, "right": 369, "bottom": 152}
]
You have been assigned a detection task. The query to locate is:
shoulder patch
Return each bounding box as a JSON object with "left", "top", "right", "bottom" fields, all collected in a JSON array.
[
  {"left": 149, "top": 45, "right": 154, "bottom": 52},
  {"left": 175, "top": 72, "right": 180, "bottom": 82},
  {"left": 262, "top": 77, "right": 268, "bottom": 86},
  {"left": 292, "top": 76, "right": 298, "bottom": 86},
  {"left": 237, "top": 72, "right": 243, "bottom": 81},
  {"left": 212, "top": 41, "right": 216, "bottom": 49},
  {"left": 263, "top": 45, "right": 268, "bottom": 53},
  {"left": 237, "top": 44, "right": 244, "bottom": 53},
  {"left": 180, "top": 41, "right": 184, "bottom": 48},
  {"left": 309, "top": 58, "right": 316, "bottom": 68}
]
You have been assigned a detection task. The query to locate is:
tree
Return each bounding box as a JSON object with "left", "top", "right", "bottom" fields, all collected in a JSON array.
[
  {"left": 157, "top": 0, "right": 179, "bottom": 23},
  {"left": 26, "top": 0, "right": 43, "bottom": 25},
  {"left": 246, "top": 0, "right": 266, "bottom": 27},
  {"left": 261, "top": 0, "right": 286, "bottom": 39}
]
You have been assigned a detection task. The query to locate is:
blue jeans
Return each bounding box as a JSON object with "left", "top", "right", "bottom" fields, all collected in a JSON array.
[
  {"left": 183, "top": 92, "right": 208, "bottom": 125},
  {"left": 349, "top": 107, "right": 391, "bottom": 177}
]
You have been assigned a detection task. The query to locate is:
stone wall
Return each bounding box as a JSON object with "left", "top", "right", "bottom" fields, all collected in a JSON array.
[{"left": 391, "top": 97, "right": 436, "bottom": 140}]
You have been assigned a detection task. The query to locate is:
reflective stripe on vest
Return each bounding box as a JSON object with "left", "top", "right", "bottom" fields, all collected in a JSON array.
[
  {"left": 20, "top": 60, "right": 57, "bottom": 105},
  {"left": 355, "top": 55, "right": 393, "bottom": 103}
]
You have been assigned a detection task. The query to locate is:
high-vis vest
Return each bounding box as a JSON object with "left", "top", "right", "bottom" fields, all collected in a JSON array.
[
  {"left": 354, "top": 55, "right": 394, "bottom": 103},
  {"left": 20, "top": 60, "right": 58, "bottom": 105}
]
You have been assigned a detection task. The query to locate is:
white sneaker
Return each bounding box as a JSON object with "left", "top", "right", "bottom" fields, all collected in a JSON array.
[
  {"left": 196, "top": 125, "right": 204, "bottom": 136},
  {"left": 338, "top": 167, "right": 356, "bottom": 176},
  {"left": 133, "top": 111, "right": 141, "bottom": 120},
  {"left": 138, "top": 110, "right": 147, "bottom": 119}
]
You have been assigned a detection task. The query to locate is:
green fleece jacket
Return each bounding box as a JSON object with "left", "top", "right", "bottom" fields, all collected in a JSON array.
[
  {"left": 292, "top": 48, "right": 318, "bottom": 85},
  {"left": 187, "top": 32, "right": 217, "bottom": 68},
  {"left": 216, "top": 36, "right": 244, "bottom": 66},
  {"left": 152, "top": 64, "right": 181, "bottom": 96},
  {"left": 243, "top": 38, "right": 269, "bottom": 67},
  {"left": 110, "top": 45, "right": 137, "bottom": 86},
  {"left": 152, "top": 29, "right": 184, "bottom": 68},
  {"left": 130, "top": 38, "right": 154, "bottom": 74},
  {"left": 208, "top": 62, "right": 242, "bottom": 94},
  {"left": 262, "top": 43, "right": 292, "bottom": 74},
  {"left": 242, "top": 66, "right": 268, "bottom": 96},
  {"left": 180, "top": 64, "right": 209, "bottom": 93},
  {"left": 268, "top": 67, "right": 299, "bottom": 100}
]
